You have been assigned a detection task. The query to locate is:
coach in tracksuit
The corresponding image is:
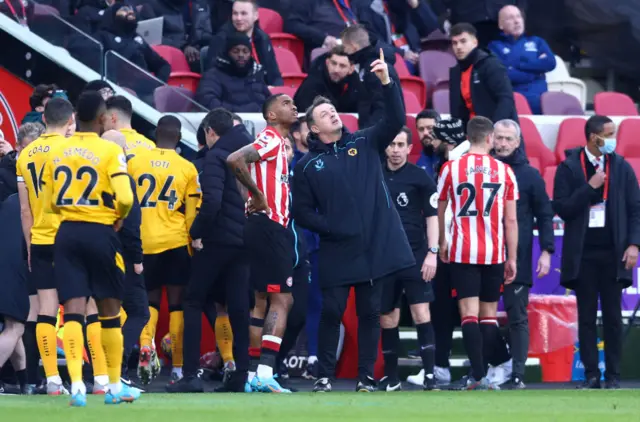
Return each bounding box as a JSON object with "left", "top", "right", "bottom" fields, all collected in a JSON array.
[
  {"left": 292, "top": 55, "right": 414, "bottom": 393},
  {"left": 171, "top": 108, "right": 252, "bottom": 393},
  {"left": 492, "top": 119, "right": 554, "bottom": 389}
]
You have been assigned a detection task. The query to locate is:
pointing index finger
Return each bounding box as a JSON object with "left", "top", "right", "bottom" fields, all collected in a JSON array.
[{"left": 379, "top": 48, "right": 384, "bottom": 63}]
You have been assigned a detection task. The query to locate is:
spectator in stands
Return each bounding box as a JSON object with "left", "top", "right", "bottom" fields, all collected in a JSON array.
[
  {"left": 363, "top": 0, "right": 438, "bottom": 73},
  {"left": 413, "top": 109, "right": 440, "bottom": 177},
  {"left": 294, "top": 46, "right": 360, "bottom": 113},
  {"left": 289, "top": 116, "right": 310, "bottom": 167},
  {"left": 83, "top": 79, "right": 115, "bottom": 100},
  {"left": 69, "top": 4, "right": 171, "bottom": 97},
  {"left": 210, "top": 0, "right": 233, "bottom": 34},
  {"left": 448, "top": 24, "right": 519, "bottom": 132},
  {"left": 553, "top": 115, "right": 640, "bottom": 390},
  {"left": 0, "top": 123, "right": 43, "bottom": 202},
  {"left": 488, "top": 6, "right": 556, "bottom": 114},
  {"left": 74, "top": 0, "right": 154, "bottom": 34},
  {"left": 21, "top": 85, "right": 67, "bottom": 126},
  {"left": 341, "top": 25, "right": 403, "bottom": 129},
  {"left": 196, "top": 32, "right": 271, "bottom": 112},
  {"left": 0, "top": 0, "right": 34, "bottom": 27},
  {"left": 205, "top": 0, "right": 282, "bottom": 87}
]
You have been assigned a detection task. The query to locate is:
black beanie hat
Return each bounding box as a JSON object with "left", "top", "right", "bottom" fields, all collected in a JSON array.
[
  {"left": 433, "top": 118, "right": 466, "bottom": 146},
  {"left": 226, "top": 32, "right": 252, "bottom": 51}
]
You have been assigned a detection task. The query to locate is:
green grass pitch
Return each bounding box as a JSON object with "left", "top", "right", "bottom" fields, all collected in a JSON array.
[{"left": 1, "top": 391, "right": 638, "bottom": 422}]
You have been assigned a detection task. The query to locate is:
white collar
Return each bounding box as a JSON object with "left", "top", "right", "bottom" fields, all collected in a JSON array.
[{"left": 584, "top": 147, "right": 603, "bottom": 166}]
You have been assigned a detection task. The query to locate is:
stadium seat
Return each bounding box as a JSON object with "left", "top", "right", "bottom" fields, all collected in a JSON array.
[
  {"left": 258, "top": 8, "right": 283, "bottom": 34},
  {"left": 33, "top": 3, "right": 60, "bottom": 16},
  {"left": 310, "top": 47, "right": 328, "bottom": 63},
  {"left": 403, "top": 90, "right": 422, "bottom": 114},
  {"left": 432, "top": 88, "right": 450, "bottom": 114},
  {"left": 339, "top": 114, "right": 359, "bottom": 132},
  {"left": 519, "top": 116, "right": 556, "bottom": 172},
  {"left": 400, "top": 76, "right": 427, "bottom": 108},
  {"left": 545, "top": 55, "right": 587, "bottom": 108},
  {"left": 594, "top": 92, "right": 639, "bottom": 116},
  {"left": 151, "top": 45, "right": 201, "bottom": 93},
  {"left": 282, "top": 73, "right": 307, "bottom": 89},
  {"left": 419, "top": 50, "right": 455, "bottom": 96},
  {"left": 270, "top": 33, "right": 304, "bottom": 68},
  {"left": 616, "top": 118, "right": 640, "bottom": 158},
  {"left": 269, "top": 85, "right": 297, "bottom": 97},
  {"left": 528, "top": 156, "right": 541, "bottom": 174},
  {"left": 274, "top": 47, "right": 301, "bottom": 73},
  {"left": 405, "top": 114, "right": 420, "bottom": 147},
  {"left": 122, "top": 87, "right": 138, "bottom": 97},
  {"left": 540, "top": 91, "right": 584, "bottom": 115},
  {"left": 626, "top": 158, "right": 640, "bottom": 182},
  {"left": 420, "top": 29, "right": 450, "bottom": 52},
  {"left": 395, "top": 54, "right": 410, "bottom": 77},
  {"left": 514, "top": 92, "right": 533, "bottom": 115},
  {"left": 154, "top": 86, "right": 195, "bottom": 112},
  {"left": 555, "top": 117, "right": 587, "bottom": 163},
  {"left": 543, "top": 166, "right": 557, "bottom": 198}
]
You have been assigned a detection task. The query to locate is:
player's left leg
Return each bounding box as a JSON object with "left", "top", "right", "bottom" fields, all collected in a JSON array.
[
  {"left": 353, "top": 280, "right": 384, "bottom": 393},
  {"left": 0, "top": 317, "right": 25, "bottom": 373},
  {"left": 9, "top": 333, "right": 28, "bottom": 394},
  {"left": 248, "top": 292, "right": 267, "bottom": 384},
  {"left": 121, "top": 263, "right": 149, "bottom": 389},
  {"left": 215, "top": 304, "right": 235, "bottom": 375},
  {"left": 477, "top": 263, "right": 506, "bottom": 390},
  {"left": 23, "top": 295, "right": 40, "bottom": 391},
  {"left": 86, "top": 297, "right": 109, "bottom": 394},
  {"left": 166, "top": 285, "right": 185, "bottom": 381},
  {"left": 409, "top": 302, "right": 437, "bottom": 390},
  {"left": 379, "top": 274, "right": 403, "bottom": 392}
]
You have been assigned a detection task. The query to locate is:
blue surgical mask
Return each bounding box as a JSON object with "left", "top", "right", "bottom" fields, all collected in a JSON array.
[{"left": 598, "top": 137, "right": 616, "bottom": 155}]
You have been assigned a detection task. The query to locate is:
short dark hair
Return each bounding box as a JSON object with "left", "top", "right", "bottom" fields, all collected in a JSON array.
[
  {"left": 105, "top": 95, "right": 133, "bottom": 118},
  {"left": 466, "top": 116, "right": 494, "bottom": 144},
  {"left": 156, "top": 115, "right": 182, "bottom": 144},
  {"left": 398, "top": 126, "right": 412, "bottom": 145},
  {"left": 450, "top": 23, "right": 477, "bottom": 38},
  {"left": 197, "top": 122, "right": 206, "bottom": 146},
  {"left": 328, "top": 45, "right": 349, "bottom": 59},
  {"left": 416, "top": 109, "right": 441, "bottom": 122},
  {"left": 43, "top": 97, "right": 74, "bottom": 127},
  {"left": 262, "top": 93, "right": 285, "bottom": 121},
  {"left": 75, "top": 91, "right": 105, "bottom": 123},
  {"left": 340, "top": 24, "right": 370, "bottom": 47},
  {"left": 29, "top": 84, "right": 58, "bottom": 110},
  {"left": 204, "top": 108, "right": 234, "bottom": 138},
  {"left": 305, "top": 96, "right": 333, "bottom": 129},
  {"left": 585, "top": 115, "right": 614, "bottom": 142},
  {"left": 234, "top": 0, "right": 257, "bottom": 9},
  {"left": 231, "top": 113, "right": 243, "bottom": 125},
  {"left": 289, "top": 115, "right": 308, "bottom": 134}
]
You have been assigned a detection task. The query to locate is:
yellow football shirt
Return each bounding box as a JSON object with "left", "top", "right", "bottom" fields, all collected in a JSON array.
[
  {"left": 121, "top": 128, "right": 155, "bottom": 159},
  {"left": 42, "top": 132, "right": 133, "bottom": 225},
  {"left": 128, "top": 148, "right": 201, "bottom": 254},
  {"left": 16, "top": 133, "right": 66, "bottom": 245}
]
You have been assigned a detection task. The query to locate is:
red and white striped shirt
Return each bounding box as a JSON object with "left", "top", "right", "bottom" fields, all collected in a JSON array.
[
  {"left": 437, "top": 153, "right": 518, "bottom": 265},
  {"left": 249, "top": 127, "right": 290, "bottom": 227}
]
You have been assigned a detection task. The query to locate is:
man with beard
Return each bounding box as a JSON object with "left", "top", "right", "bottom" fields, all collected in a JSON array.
[
  {"left": 289, "top": 117, "right": 310, "bottom": 168},
  {"left": 294, "top": 46, "right": 361, "bottom": 113},
  {"left": 414, "top": 109, "right": 441, "bottom": 178},
  {"left": 68, "top": 4, "right": 171, "bottom": 95},
  {"left": 196, "top": 32, "right": 272, "bottom": 113}
]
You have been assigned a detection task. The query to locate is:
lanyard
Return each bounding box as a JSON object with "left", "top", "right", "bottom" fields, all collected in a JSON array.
[
  {"left": 5, "top": 0, "right": 26, "bottom": 25},
  {"left": 581, "top": 151, "right": 609, "bottom": 201},
  {"left": 332, "top": 0, "right": 356, "bottom": 26},
  {"left": 250, "top": 37, "right": 260, "bottom": 65}
]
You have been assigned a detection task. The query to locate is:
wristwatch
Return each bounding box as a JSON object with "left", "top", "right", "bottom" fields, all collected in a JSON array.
[{"left": 427, "top": 246, "right": 439, "bottom": 255}]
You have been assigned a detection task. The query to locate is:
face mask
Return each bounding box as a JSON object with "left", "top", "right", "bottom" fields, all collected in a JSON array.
[{"left": 598, "top": 137, "right": 616, "bottom": 155}]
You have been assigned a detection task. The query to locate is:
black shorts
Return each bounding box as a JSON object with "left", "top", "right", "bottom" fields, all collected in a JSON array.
[
  {"left": 244, "top": 214, "right": 294, "bottom": 294},
  {"left": 449, "top": 262, "right": 505, "bottom": 302},
  {"left": 54, "top": 221, "right": 125, "bottom": 303},
  {"left": 143, "top": 246, "right": 191, "bottom": 291},
  {"left": 29, "top": 244, "right": 55, "bottom": 293},
  {"left": 381, "top": 248, "right": 434, "bottom": 314}
]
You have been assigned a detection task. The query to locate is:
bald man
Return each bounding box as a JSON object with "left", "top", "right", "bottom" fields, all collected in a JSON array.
[
  {"left": 488, "top": 6, "right": 556, "bottom": 114},
  {"left": 104, "top": 128, "right": 148, "bottom": 389}
]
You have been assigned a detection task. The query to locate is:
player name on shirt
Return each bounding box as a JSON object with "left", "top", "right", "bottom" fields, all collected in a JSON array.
[
  {"left": 249, "top": 127, "right": 290, "bottom": 228},
  {"left": 437, "top": 153, "right": 518, "bottom": 265}
]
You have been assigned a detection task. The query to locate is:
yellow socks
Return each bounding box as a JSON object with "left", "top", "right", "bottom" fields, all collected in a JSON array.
[
  {"left": 215, "top": 315, "right": 235, "bottom": 364},
  {"left": 140, "top": 305, "right": 159, "bottom": 349},
  {"left": 99, "top": 314, "right": 123, "bottom": 392},
  {"left": 62, "top": 314, "right": 85, "bottom": 393},
  {"left": 86, "top": 314, "right": 108, "bottom": 382},
  {"left": 169, "top": 308, "right": 184, "bottom": 369},
  {"left": 36, "top": 315, "right": 60, "bottom": 380}
]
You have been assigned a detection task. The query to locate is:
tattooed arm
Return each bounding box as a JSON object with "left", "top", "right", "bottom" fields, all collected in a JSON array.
[{"left": 227, "top": 144, "right": 262, "bottom": 196}]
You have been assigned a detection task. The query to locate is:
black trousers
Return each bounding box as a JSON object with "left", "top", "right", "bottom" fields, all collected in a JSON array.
[
  {"left": 575, "top": 249, "right": 623, "bottom": 381},
  {"left": 121, "top": 262, "right": 150, "bottom": 374},
  {"left": 317, "top": 280, "right": 384, "bottom": 381},
  {"left": 495, "top": 284, "right": 530, "bottom": 378},
  {"left": 183, "top": 244, "right": 250, "bottom": 376},
  {"left": 431, "top": 261, "right": 459, "bottom": 368}
]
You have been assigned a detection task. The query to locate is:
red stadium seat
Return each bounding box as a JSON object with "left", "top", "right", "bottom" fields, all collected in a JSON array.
[
  {"left": 400, "top": 77, "right": 427, "bottom": 109},
  {"left": 519, "top": 117, "right": 556, "bottom": 172},
  {"left": 528, "top": 156, "right": 541, "bottom": 174},
  {"left": 151, "top": 45, "right": 201, "bottom": 93},
  {"left": 274, "top": 47, "right": 301, "bottom": 73},
  {"left": 594, "top": 92, "right": 638, "bottom": 116},
  {"left": 626, "top": 158, "right": 640, "bottom": 183},
  {"left": 339, "top": 114, "right": 359, "bottom": 132},
  {"left": 394, "top": 54, "right": 410, "bottom": 77},
  {"left": 543, "top": 166, "right": 557, "bottom": 198},
  {"left": 617, "top": 118, "right": 640, "bottom": 158},
  {"left": 281, "top": 73, "right": 307, "bottom": 89},
  {"left": 269, "top": 85, "right": 297, "bottom": 97},
  {"left": 258, "top": 8, "right": 283, "bottom": 34},
  {"left": 514, "top": 92, "right": 533, "bottom": 115},
  {"left": 403, "top": 90, "right": 422, "bottom": 114},
  {"left": 555, "top": 118, "right": 587, "bottom": 163},
  {"left": 270, "top": 33, "right": 304, "bottom": 68},
  {"left": 405, "top": 115, "right": 419, "bottom": 146}
]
